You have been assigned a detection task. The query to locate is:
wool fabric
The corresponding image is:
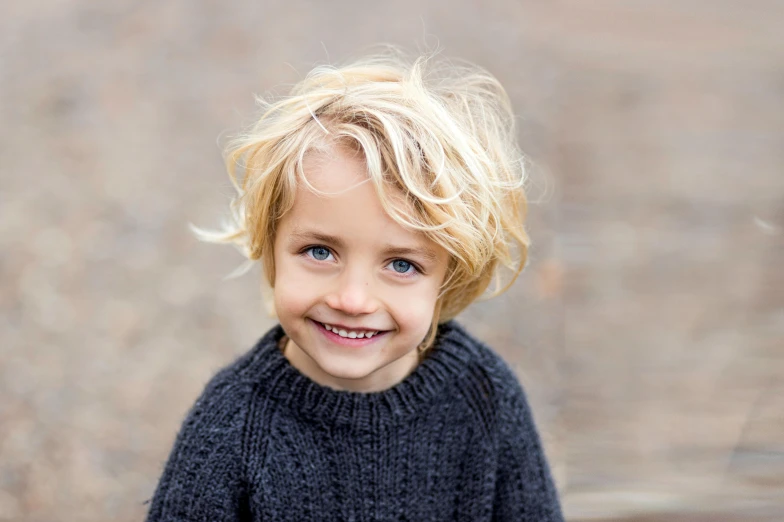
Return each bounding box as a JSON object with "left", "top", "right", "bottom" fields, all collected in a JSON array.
[{"left": 145, "top": 320, "right": 563, "bottom": 521}]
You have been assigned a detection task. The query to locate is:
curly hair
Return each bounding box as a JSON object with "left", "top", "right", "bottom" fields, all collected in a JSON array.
[{"left": 194, "top": 48, "right": 530, "bottom": 350}]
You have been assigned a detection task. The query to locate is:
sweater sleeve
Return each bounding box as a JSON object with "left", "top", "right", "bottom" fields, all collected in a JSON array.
[
  {"left": 492, "top": 381, "right": 564, "bottom": 522},
  {"left": 144, "top": 370, "right": 252, "bottom": 522}
]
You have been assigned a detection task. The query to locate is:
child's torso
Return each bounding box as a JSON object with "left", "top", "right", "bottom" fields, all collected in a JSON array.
[{"left": 247, "top": 399, "right": 497, "bottom": 521}]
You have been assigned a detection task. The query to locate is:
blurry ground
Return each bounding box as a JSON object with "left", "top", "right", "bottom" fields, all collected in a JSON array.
[{"left": 1, "top": 1, "right": 782, "bottom": 521}]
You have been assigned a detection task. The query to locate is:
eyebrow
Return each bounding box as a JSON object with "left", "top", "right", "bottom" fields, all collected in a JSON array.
[{"left": 289, "top": 229, "right": 439, "bottom": 263}]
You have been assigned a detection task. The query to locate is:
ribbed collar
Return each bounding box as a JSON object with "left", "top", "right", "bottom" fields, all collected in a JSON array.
[{"left": 235, "top": 320, "right": 478, "bottom": 430}]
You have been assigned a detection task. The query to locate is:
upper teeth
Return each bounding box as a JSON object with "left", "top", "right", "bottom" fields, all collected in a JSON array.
[{"left": 322, "top": 323, "right": 379, "bottom": 339}]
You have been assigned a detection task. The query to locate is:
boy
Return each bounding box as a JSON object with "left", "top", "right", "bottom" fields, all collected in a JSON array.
[{"left": 146, "top": 50, "right": 564, "bottom": 521}]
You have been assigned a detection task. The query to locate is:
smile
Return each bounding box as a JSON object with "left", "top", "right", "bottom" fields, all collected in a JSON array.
[
  {"left": 311, "top": 319, "right": 388, "bottom": 345},
  {"left": 319, "top": 322, "right": 379, "bottom": 338}
]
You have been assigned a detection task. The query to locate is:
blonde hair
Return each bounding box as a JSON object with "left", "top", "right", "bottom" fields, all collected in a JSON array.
[{"left": 196, "top": 49, "right": 531, "bottom": 351}]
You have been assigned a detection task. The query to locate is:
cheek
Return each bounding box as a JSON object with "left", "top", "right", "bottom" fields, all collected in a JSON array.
[
  {"left": 274, "top": 283, "right": 320, "bottom": 324},
  {"left": 388, "top": 284, "right": 441, "bottom": 332},
  {"left": 273, "top": 258, "right": 314, "bottom": 317}
]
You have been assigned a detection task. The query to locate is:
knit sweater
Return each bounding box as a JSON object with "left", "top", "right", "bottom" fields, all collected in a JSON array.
[{"left": 145, "top": 320, "right": 564, "bottom": 521}]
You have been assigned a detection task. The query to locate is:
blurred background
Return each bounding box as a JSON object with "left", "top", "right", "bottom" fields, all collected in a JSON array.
[{"left": 1, "top": 1, "right": 782, "bottom": 520}]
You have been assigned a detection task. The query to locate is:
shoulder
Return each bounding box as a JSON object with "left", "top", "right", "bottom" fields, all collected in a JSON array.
[
  {"left": 177, "top": 361, "right": 254, "bottom": 444},
  {"left": 181, "top": 325, "right": 285, "bottom": 431},
  {"left": 145, "top": 333, "right": 285, "bottom": 519},
  {"left": 438, "top": 321, "right": 532, "bottom": 431},
  {"left": 441, "top": 320, "right": 527, "bottom": 398}
]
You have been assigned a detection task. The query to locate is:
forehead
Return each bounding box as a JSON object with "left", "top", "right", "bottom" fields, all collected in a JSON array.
[
  {"left": 295, "top": 145, "right": 411, "bottom": 217},
  {"left": 299, "top": 144, "right": 368, "bottom": 192},
  {"left": 285, "top": 146, "right": 434, "bottom": 248}
]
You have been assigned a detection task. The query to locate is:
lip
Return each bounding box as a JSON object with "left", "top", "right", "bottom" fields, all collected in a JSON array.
[{"left": 310, "top": 319, "right": 388, "bottom": 347}]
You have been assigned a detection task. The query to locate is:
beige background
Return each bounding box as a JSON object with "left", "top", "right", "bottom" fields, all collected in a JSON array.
[{"left": 1, "top": 1, "right": 782, "bottom": 520}]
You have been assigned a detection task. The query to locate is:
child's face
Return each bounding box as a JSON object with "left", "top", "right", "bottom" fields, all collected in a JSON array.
[{"left": 272, "top": 145, "right": 449, "bottom": 392}]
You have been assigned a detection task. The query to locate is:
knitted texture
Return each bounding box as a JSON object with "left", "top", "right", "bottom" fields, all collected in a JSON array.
[{"left": 145, "top": 321, "right": 564, "bottom": 521}]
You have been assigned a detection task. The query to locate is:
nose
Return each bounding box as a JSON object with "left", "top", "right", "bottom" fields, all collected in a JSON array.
[{"left": 324, "top": 269, "right": 378, "bottom": 316}]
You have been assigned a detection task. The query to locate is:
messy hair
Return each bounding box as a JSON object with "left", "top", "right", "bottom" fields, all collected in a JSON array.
[{"left": 196, "top": 48, "right": 530, "bottom": 351}]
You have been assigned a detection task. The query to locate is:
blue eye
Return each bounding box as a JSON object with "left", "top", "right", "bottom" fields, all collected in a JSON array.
[
  {"left": 391, "top": 259, "right": 414, "bottom": 274},
  {"left": 308, "top": 246, "right": 332, "bottom": 261}
]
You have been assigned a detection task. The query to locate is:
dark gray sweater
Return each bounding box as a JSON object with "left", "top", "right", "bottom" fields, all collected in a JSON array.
[{"left": 145, "top": 320, "right": 564, "bottom": 521}]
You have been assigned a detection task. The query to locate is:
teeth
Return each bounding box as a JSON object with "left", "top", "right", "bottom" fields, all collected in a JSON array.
[{"left": 321, "top": 323, "right": 379, "bottom": 338}]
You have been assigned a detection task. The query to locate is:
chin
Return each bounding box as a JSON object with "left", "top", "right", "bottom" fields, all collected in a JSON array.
[{"left": 318, "top": 361, "right": 378, "bottom": 383}]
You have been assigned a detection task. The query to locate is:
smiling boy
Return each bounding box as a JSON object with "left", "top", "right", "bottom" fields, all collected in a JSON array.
[{"left": 145, "top": 50, "right": 564, "bottom": 521}]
